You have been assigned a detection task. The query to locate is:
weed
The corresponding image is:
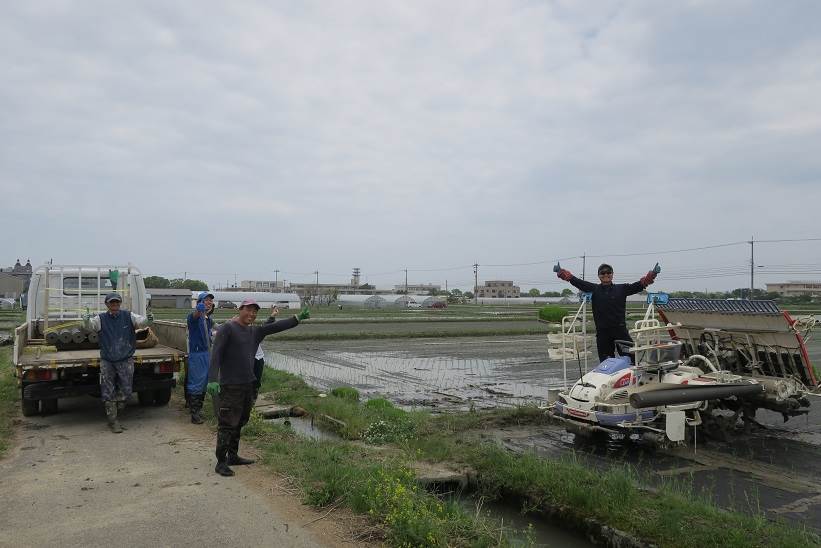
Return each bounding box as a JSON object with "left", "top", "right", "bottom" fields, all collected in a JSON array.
[
  {"left": 0, "top": 349, "right": 18, "bottom": 457},
  {"left": 330, "top": 386, "right": 360, "bottom": 401}
]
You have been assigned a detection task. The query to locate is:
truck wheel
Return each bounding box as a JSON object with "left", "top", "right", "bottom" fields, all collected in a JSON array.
[
  {"left": 138, "top": 391, "right": 154, "bottom": 406},
  {"left": 153, "top": 388, "right": 172, "bottom": 406},
  {"left": 41, "top": 399, "right": 58, "bottom": 415},
  {"left": 21, "top": 398, "right": 39, "bottom": 417}
]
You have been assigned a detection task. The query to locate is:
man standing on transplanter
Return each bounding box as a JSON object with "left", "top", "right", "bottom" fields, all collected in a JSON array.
[
  {"left": 186, "top": 291, "right": 215, "bottom": 424},
  {"left": 84, "top": 292, "right": 152, "bottom": 433},
  {"left": 555, "top": 262, "right": 661, "bottom": 362}
]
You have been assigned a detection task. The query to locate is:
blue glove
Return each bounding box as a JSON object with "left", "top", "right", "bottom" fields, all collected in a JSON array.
[
  {"left": 652, "top": 262, "right": 661, "bottom": 274},
  {"left": 553, "top": 262, "right": 561, "bottom": 273},
  {"left": 196, "top": 302, "right": 206, "bottom": 313}
]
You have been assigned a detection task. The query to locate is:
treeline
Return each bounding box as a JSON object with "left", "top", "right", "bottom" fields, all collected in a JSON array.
[{"left": 143, "top": 276, "right": 208, "bottom": 291}]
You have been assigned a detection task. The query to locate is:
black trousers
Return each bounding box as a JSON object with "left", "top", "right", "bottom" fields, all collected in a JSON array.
[
  {"left": 253, "top": 358, "right": 264, "bottom": 390},
  {"left": 595, "top": 325, "right": 633, "bottom": 363},
  {"left": 215, "top": 383, "right": 255, "bottom": 463}
]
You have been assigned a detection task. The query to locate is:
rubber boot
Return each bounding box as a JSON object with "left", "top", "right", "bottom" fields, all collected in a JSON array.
[
  {"left": 215, "top": 430, "right": 234, "bottom": 476},
  {"left": 226, "top": 434, "right": 254, "bottom": 465},
  {"left": 215, "top": 461, "right": 235, "bottom": 477},
  {"left": 190, "top": 394, "right": 204, "bottom": 424},
  {"left": 105, "top": 401, "right": 123, "bottom": 433}
]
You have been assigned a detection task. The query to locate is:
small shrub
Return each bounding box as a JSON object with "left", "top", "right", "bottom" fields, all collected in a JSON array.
[
  {"left": 364, "top": 398, "right": 395, "bottom": 410},
  {"left": 330, "top": 386, "right": 360, "bottom": 401},
  {"left": 538, "top": 305, "right": 568, "bottom": 323}
]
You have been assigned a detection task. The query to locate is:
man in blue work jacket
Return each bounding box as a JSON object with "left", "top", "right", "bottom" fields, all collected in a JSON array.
[
  {"left": 85, "top": 292, "right": 150, "bottom": 433},
  {"left": 186, "top": 291, "right": 215, "bottom": 424}
]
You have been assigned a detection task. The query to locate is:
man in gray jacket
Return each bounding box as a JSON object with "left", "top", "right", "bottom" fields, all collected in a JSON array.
[
  {"left": 210, "top": 299, "right": 309, "bottom": 477},
  {"left": 85, "top": 292, "right": 151, "bottom": 433}
]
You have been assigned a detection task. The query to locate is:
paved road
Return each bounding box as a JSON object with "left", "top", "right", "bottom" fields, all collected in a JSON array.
[{"left": 0, "top": 396, "right": 351, "bottom": 548}]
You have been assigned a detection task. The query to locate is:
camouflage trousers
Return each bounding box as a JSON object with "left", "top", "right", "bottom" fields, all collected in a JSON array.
[{"left": 100, "top": 357, "right": 134, "bottom": 402}]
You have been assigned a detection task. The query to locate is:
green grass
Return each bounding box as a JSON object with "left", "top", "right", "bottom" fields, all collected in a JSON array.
[
  {"left": 239, "top": 368, "right": 820, "bottom": 548},
  {"left": 464, "top": 447, "right": 817, "bottom": 548},
  {"left": 0, "top": 348, "right": 19, "bottom": 458}
]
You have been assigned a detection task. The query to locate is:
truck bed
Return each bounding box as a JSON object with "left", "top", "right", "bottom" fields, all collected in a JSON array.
[{"left": 19, "top": 344, "right": 184, "bottom": 368}]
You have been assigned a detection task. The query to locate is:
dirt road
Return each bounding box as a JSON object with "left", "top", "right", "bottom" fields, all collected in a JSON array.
[{"left": 0, "top": 396, "right": 363, "bottom": 548}]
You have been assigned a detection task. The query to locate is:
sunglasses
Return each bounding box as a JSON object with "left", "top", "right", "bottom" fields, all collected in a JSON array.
[{"left": 598, "top": 271, "right": 613, "bottom": 276}]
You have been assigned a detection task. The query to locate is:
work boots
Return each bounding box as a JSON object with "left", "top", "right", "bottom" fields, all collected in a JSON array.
[
  {"left": 190, "top": 394, "right": 204, "bottom": 424},
  {"left": 215, "top": 461, "right": 235, "bottom": 477},
  {"left": 215, "top": 430, "right": 235, "bottom": 476},
  {"left": 226, "top": 436, "right": 255, "bottom": 465},
  {"left": 104, "top": 401, "right": 123, "bottom": 433}
]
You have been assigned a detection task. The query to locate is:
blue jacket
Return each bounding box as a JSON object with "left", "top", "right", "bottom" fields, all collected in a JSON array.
[{"left": 187, "top": 312, "right": 213, "bottom": 353}]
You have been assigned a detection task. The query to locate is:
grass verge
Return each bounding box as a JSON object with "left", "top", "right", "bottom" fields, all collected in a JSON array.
[
  {"left": 0, "top": 348, "right": 19, "bottom": 458},
  {"left": 231, "top": 368, "right": 821, "bottom": 548}
]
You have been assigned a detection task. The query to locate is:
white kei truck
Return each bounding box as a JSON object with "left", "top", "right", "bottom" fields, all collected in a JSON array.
[{"left": 12, "top": 264, "right": 188, "bottom": 416}]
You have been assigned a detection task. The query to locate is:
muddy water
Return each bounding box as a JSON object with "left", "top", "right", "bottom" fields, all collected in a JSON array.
[
  {"left": 263, "top": 336, "right": 581, "bottom": 410},
  {"left": 451, "top": 494, "right": 593, "bottom": 547}
]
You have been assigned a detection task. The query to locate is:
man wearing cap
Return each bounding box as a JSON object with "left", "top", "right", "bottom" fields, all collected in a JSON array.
[
  {"left": 555, "top": 262, "right": 661, "bottom": 362},
  {"left": 209, "top": 299, "right": 310, "bottom": 477},
  {"left": 84, "top": 292, "right": 151, "bottom": 433},
  {"left": 186, "top": 291, "right": 215, "bottom": 424}
]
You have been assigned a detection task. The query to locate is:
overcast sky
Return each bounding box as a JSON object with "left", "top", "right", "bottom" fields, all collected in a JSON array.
[{"left": 2, "top": 1, "right": 820, "bottom": 292}]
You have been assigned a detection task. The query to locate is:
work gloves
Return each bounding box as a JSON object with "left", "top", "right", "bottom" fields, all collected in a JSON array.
[
  {"left": 196, "top": 302, "right": 207, "bottom": 313},
  {"left": 296, "top": 306, "right": 310, "bottom": 321},
  {"left": 640, "top": 263, "right": 661, "bottom": 287},
  {"left": 146, "top": 312, "right": 154, "bottom": 323},
  {"left": 82, "top": 307, "right": 92, "bottom": 328},
  {"left": 206, "top": 382, "right": 220, "bottom": 396},
  {"left": 553, "top": 262, "right": 573, "bottom": 281}
]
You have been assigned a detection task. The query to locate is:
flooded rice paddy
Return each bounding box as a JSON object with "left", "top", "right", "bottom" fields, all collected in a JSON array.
[{"left": 262, "top": 333, "right": 821, "bottom": 531}]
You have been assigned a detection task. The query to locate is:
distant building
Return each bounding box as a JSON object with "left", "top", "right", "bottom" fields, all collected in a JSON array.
[
  {"left": 1, "top": 258, "right": 33, "bottom": 290},
  {"left": 476, "top": 280, "right": 520, "bottom": 298},
  {"left": 147, "top": 288, "right": 193, "bottom": 309},
  {"left": 765, "top": 281, "right": 821, "bottom": 297},
  {"left": 0, "top": 272, "right": 25, "bottom": 299},
  {"left": 242, "top": 279, "right": 376, "bottom": 297},
  {"left": 393, "top": 283, "right": 441, "bottom": 294},
  {"left": 241, "top": 280, "right": 285, "bottom": 292}
]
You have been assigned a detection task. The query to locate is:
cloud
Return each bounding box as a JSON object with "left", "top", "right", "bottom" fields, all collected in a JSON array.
[{"left": 1, "top": 1, "right": 819, "bottom": 290}]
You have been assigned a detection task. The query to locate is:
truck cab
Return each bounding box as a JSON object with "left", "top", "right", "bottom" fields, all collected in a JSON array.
[{"left": 13, "top": 264, "right": 188, "bottom": 416}]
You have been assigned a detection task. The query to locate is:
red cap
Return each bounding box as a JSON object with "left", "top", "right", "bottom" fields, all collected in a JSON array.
[{"left": 239, "top": 299, "right": 260, "bottom": 309}]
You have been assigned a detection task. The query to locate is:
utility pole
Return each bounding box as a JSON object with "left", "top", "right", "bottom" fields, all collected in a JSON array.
[
  {"left": 749, "top": 236, "right": 755, "bottom": 300},
  {"left": 184, "top": 271, "right": 187, "bottom": 281},
  {"left": 473, "top": 262, "right": 479, "bottom": 304},
  {"left": 404, "top": 269, "right": 408, "bottom": 295},
  {"left": 234, "top": 273, "right": 237, "bottom": 288},
  {"left": 274, "top": 269, "right": 279, "bottom": 290},
  {"left": 582, "top": 253, "right": 586, "bottom": 281}
]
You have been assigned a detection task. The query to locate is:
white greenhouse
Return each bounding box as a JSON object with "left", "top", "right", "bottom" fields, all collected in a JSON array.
[{"left": 335, "top": 294, "right": 388, "bottom": 309}]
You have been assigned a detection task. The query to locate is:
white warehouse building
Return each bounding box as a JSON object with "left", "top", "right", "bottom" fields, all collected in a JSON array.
[{"left": 192, "top": 291, "right": 302, "bottom": 309}]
